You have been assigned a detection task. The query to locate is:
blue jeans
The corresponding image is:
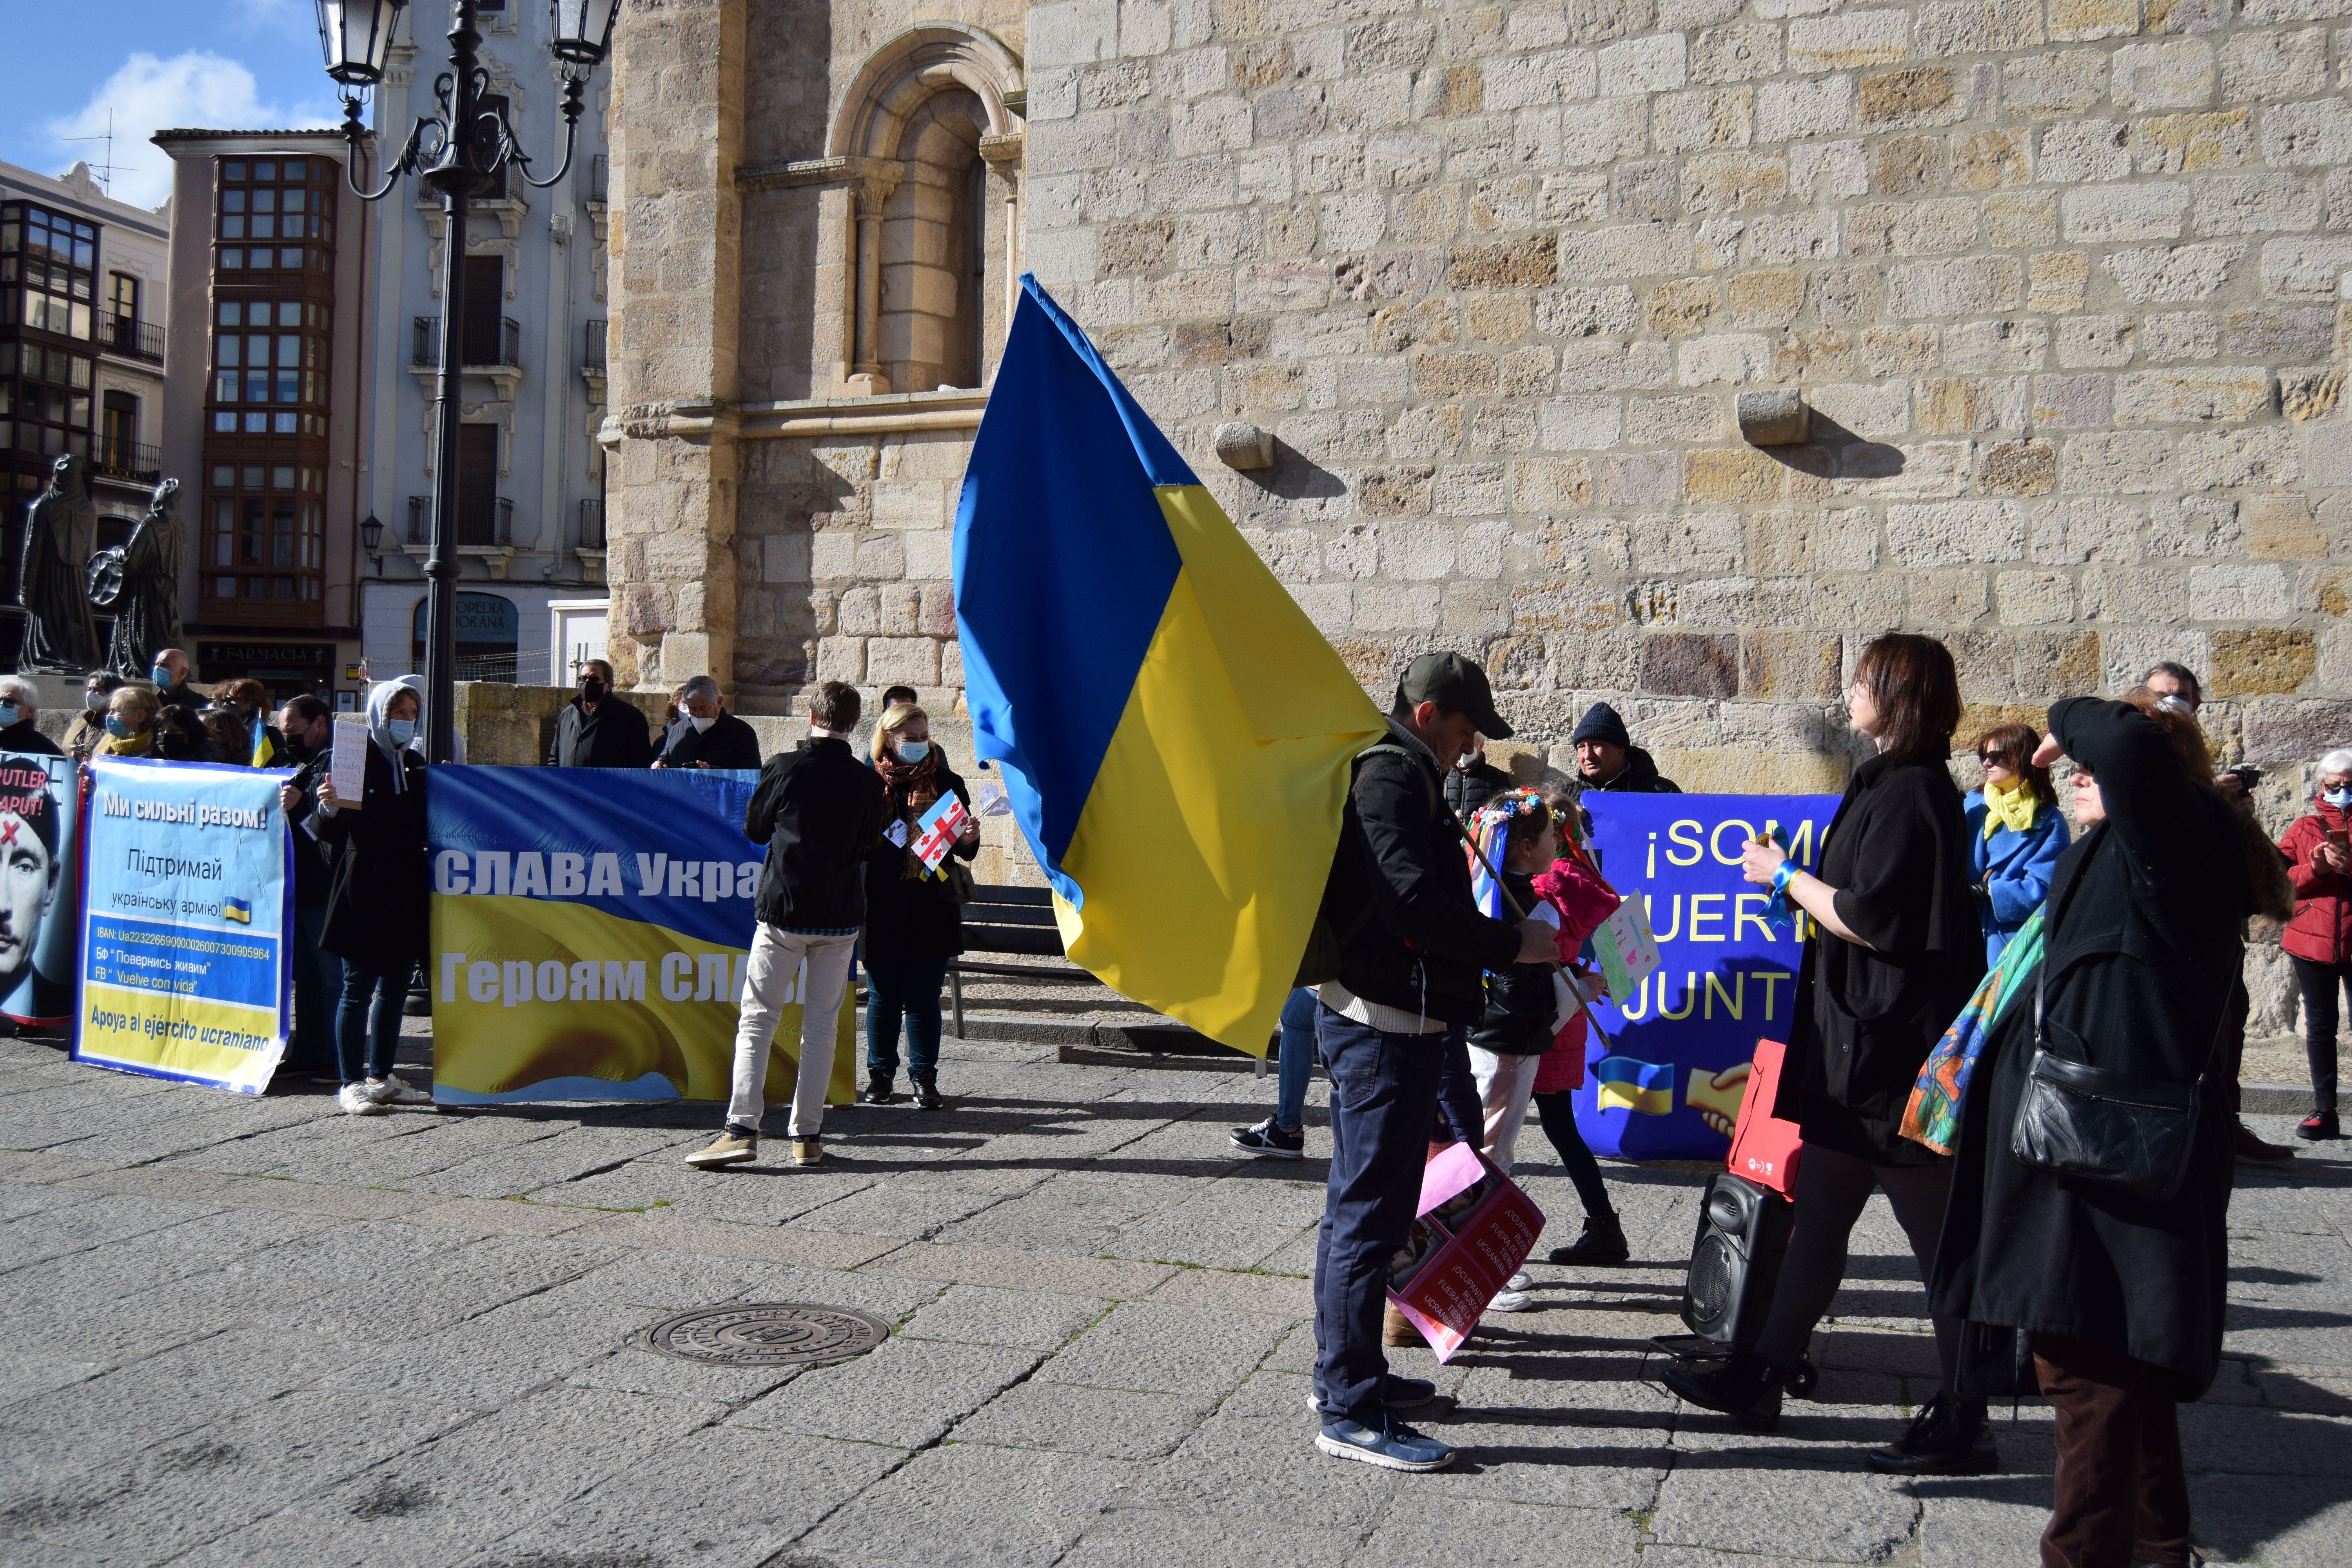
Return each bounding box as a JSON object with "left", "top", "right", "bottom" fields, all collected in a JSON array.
[
  {"left": 866, "top": 955, "right": 949, "bottom": 1080},
  {"left": 289, "top": 905, "right": 344, "bottom": 1074},
  {"left": 1273, "top": 986, "right": 1318, "bottom": 1131},
  {"left": 336, "top": 962, "right": 406, "bottom": 1086},
  {"left": 1436, "top": 1029, "right": 1483, "bottom": 1146},
  {"left": 1312, "top": 1004, "right": 1452, "bottom": 1426}
]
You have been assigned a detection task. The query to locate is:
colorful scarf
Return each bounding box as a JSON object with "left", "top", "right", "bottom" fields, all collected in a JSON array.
[
  {"left": 1900, "top": 904, "right": 2047, "bottom": 1156},
  {"left": 876, "top": 748, "right": 944, "bottom": 880},
  {"left": 1980, "top": 776, "right": 2039, "bottom": 841}
]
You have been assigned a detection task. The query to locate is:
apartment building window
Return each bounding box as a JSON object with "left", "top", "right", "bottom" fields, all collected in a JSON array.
[
  {"left": 210, "top": 298, "right": 330, "bottom": 436},
  {"left": 0, "top": 341, "right": 94, "bottom": 459},
  {"left": 214, "top": 157, "right": 336, "bottom": 275},
  {"left": 202, "top": 460, "right": 325, "bottom": 604},
  {"left": 110, "top": 273, "right": 138, "bottom": 320},
  {"left": 0, "top": 203, "right": 97, "bottom": 341}
]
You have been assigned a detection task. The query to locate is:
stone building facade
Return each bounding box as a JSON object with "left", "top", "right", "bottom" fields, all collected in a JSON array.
[{"left": 601, "top": 0, "right": 2352, "bottom": 980}]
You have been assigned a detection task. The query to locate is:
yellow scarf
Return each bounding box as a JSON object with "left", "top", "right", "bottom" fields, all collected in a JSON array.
[{"left": 1982, "top": 777, "right": 2038, "bottom": 840}]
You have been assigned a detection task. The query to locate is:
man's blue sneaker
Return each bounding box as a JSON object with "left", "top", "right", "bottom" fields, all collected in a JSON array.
[
  {"left": 1307, "top": 1375, "right": 1443, "bottom": 1415},
  {"left": 1314, "top": 1412, "right": 1455, "bottom": 1472}
]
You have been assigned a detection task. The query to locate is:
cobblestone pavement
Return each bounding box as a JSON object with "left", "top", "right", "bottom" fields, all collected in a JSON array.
[{"left": 2, "top": 1025, "right": 2346, "bottom": 1568}]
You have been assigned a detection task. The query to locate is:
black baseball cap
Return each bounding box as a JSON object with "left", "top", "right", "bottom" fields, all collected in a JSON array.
[{"left": 1394, "top": 652, "right": 1512, "bottom": 740}]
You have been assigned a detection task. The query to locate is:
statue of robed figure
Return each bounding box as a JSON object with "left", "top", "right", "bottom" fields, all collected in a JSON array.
[
  {"left": 91, "top": 477, "right": 184, "bottom": 682},
  {"left": 16, "top": 454, "right": 101, "bottom": 671}
]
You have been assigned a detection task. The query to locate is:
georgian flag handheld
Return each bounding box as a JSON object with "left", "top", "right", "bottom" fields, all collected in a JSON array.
[{"left": 911, "top": 792, "right": 973, "bottom": 874}]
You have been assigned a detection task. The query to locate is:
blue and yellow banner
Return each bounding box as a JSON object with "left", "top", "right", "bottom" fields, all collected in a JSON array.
[
  {"left": 0, "top": 751, "right": 83, "bottom": 1027},
  {"left": 426, "top": 766, "right": 855, "bottom": 1105},
  {"left": 73, "top": 757, "right": 293, "bottom": 1095},
  {"left": 1576, "top": 792, "right": 1841, "bottom": 1158},
  {"left": 956, "top": 275, "right": 1384, "bottom": 1052}
]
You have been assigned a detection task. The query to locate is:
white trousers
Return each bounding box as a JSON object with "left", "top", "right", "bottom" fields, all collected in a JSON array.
[
  {"left": 725, "top": 925, "right": 856, "bottom": 1138},
  {"left": 1467, "top": 1045, "right": 1541, "bottom": 1174}
]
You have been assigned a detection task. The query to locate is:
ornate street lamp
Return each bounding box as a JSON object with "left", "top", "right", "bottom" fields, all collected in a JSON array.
[
  {"left": 318, "top": 0, "right": 613, "bottom": 763},
  {"left": 359, "top": 512, "right": 385, "bottom": 575}
]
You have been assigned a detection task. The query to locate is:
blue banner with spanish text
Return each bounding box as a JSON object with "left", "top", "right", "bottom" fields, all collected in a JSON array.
[
  {"left": 426, "top": 765, "right": 856, "bottom": 1105},
  {"left": 73, "top": 757, "right": 294, "bottom": 1094},
  {"left": 1577, "top": 792, "right": 1841, "bottom": 1159}
]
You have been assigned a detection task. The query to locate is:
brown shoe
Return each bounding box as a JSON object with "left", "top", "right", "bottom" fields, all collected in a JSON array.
[
  {"left": 2233, "top": 1120, "right": 2297, "bottom": 1164},
  {"left": 1383, "top": 1303, "right": 1424, "bottom": 1348},
  {"left": 685, "top": 1131, "right": 757, "bottom": 1169},
  {"left": 791, "top": 1137, "right": 824, "bottom": 1167}
]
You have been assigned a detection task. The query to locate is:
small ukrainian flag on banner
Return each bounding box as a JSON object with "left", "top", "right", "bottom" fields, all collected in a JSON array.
[
  {"left": 1596, "top": 1056, "right": 1675, "bottom": 1115},
  {"left": 221, "top": 897, "right": 252, "bottom": 925},
  {"left": 955, "top": 276, "right": 1385, "bottom": 1053}
]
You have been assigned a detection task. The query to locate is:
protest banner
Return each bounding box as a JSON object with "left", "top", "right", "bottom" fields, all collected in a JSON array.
[
  {"left": 1387, "top": 1142, "right": 1544, "bottom": 1360},
  {"left": 1575, "top": 792, "right": 1841, "bottom": 1159},
  {"left": 73, "top": 757, "right": 293, "bottom": 1094},
  {"left": 427, "top": 765, "right": 856, "bottom": 1105},
  {"left": 0, "top": 752, "right": 82, "bottom": 1027}
]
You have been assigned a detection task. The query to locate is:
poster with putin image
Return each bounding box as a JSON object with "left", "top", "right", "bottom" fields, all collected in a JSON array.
[
  {"left": 1576, "top": 793, "right": 1841, "bottom": 1160},
  {"left": 0, "top": 754, "right": 82, "bottom": 1026}
]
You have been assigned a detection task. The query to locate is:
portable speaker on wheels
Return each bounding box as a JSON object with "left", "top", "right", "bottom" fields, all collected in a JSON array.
[{"left": 1680, "top": 1170, "right": 1793, "bottom": 1350}]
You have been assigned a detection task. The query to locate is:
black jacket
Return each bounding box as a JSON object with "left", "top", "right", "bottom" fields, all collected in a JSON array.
[
  {"left": 1932, "top": 698, "right": 2246, "bottom": 1399},
  {"left": 547, "top": 697, "right": 652, "bottom": 768},
  {"left": 1469, "top": 870, "right": 1555, "bottom": 1054},
  {"left": 746, "top": 736, "right": 886, "bottom": 931},
  {"left": 156, "top": 682, "right": 204, "bottom": 716},
  {"left": 1322, "top": 726, "right": 1521, "bottom": 1025},
  {"left": 315, "top": 742, "right": 430, "bottom": 972},
  {"left": 0, "top": 719, "right": 62, "bottom": 757},
  {"left": 278, "top": 743, "right": 337, "bottom": 908},
  {"left": 653, "top": 710, "right": 762, "bottom": 771},
  {"left": 1775, "top": 752, "right": 1983, "bottom": 1164},
  {"left": 1584, "top": 745, "right": 1681, "bottom": 794},
  {"left": 864, "top": 762, "right": 977, "bottom": 970},
  {"left": 1445, "top": 759, "right": 1512, "bottom": 822}
]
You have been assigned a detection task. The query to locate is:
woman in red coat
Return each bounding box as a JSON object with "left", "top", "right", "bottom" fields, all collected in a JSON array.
[{"left": 2278, "top": 748, "right": 2352, "bottom": 1141}]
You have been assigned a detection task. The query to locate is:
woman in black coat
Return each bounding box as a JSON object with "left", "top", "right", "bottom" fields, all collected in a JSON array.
[
  {"left": 857, "top": 702, "right": 978, "bottom": 1111},
  {"left": 1931, "top": 697, "right": 2250, "bottom": 1568},
  {"left": 313, "top": 681, "right": 431, "bottom": 1116},
  {"left": 1668, "top": 633, "right": 1987, "bottom": 1466}
]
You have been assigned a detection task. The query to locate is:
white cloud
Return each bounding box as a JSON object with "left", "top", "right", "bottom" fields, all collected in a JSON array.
[{"left": 42, "top": 52, "right": 340, "bottom": 210}]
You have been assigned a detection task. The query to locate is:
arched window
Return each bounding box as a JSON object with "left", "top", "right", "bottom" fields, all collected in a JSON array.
[{"left": 880, "top": 89, "right": 989, "bottom": 393}]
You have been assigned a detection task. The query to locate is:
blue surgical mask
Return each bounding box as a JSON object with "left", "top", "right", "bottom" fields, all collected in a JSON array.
[
  {"left": 105, "top": 715, "right": 132, "bottom": 739},
  {"left": 150, "top": 665, "right": 173, "bottom": 687},
  {"left": 896, "top": 739, "right": 930, "bottom": 764},
  {"left": 0, "top": 705, "right": 18, "bottom": 729},
  {"left": 2326, "top": 787, "right": 2352, "bottom": 809},
  {"left": 387, "top": 719, "right": 416, "bottom": 746}
]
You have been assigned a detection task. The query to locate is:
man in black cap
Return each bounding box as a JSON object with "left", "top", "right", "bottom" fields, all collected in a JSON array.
[
  {"left": 1308, "top": 651, "right": 1556, "bottom": 1474},
  {"left": 1570, "top": 702, "right": 1682, "bottom": 795}
]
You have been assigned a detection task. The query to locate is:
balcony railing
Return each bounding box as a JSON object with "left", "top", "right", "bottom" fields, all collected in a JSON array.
[
  {"left": 583, "top": 318, "right": 606, "bottom": 371},
  {"left": 407, "top": 494, "right": 515, "bottom": 549},
  {"left": 578, "top": 497, "right": 604, "bottom": 550},
  {"left": 412, "top": 315, "right": 522, "bottom": 369},
  {"left": 89, "top": 437, "right": 163, "bottom": 484},
  {"left": 588, "top": 153, "right": 608, "bottom": 204},
  {"left": 104, "top": 313, "right": 165, "bottom": 363}
]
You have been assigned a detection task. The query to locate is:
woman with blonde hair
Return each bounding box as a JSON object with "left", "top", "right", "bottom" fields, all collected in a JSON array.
[
  {"left": 858, "top": 701, "right": 978, "bottom": 1109},
  {"left": 91, "top": 685, "right": 162, "bottom": 757},
  {"left": 1966, "top": 723, "right": 2068, "bottom": 963}
]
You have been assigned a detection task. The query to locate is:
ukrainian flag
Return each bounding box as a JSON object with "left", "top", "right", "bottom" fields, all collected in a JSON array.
[
  {"left": 1595, "top": 1056, "right": 1675, "bottom": 1116},
  {"left": 221, "top": 897, "right": 252, "bottom": 926},
  {"left": 956, "top": 277, "right": 1384, "bottom": 1053}
]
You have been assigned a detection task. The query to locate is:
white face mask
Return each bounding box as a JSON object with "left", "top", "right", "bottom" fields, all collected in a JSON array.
[{"left": 690, "top": 713, "right": 716, "bottom": 733}]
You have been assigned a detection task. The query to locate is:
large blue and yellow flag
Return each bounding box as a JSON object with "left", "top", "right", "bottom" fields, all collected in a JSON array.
[{"left": 956, "top": 277, "right": 1383, "bottom": 1052}]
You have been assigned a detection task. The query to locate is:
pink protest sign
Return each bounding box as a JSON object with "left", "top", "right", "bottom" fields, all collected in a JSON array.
[{"left": 1385, "top": 1142, "right": 1545, "bottom": 1361}]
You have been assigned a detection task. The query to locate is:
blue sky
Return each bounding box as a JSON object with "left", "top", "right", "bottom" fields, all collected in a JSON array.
[{"left": 4, "top": 0, "right": 345, "bottom": 211}]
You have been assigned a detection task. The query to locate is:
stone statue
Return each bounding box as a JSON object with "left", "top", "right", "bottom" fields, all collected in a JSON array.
[
  {"left": 15, "top": 454, "right": 101, "bottom": 672},
  {"left": 93, "top": 477, "right": 184, "bottom": 682}
]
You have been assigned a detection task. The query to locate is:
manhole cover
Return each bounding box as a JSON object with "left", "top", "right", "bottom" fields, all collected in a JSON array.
[{"left": 642, "top": 1303, "right": 891, "bottom": 1367}]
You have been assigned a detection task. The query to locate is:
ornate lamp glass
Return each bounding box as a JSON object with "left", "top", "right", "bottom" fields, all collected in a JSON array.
[
  {"left": 549, "top": 0, "right": 623, "bottom": 66},
  {"left": 316, "top": 0, "right": 406, "bottom": 88}
]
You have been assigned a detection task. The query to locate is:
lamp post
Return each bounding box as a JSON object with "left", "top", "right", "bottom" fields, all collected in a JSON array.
[
  {"left": 317, "top": 0, "right": 618, "bottom": 762},
  {"left": 359, "top": 511, "right": 385, "bottom": 575}
]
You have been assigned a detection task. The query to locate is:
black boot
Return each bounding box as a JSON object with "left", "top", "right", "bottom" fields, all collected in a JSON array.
[
  {"left": 1662, "top": 1352, "right": 1785, "bottom": 1431},
  {"left": 1866, "top": 1392, "right": 1998, "bottom": 1475},
  {"left": 1547, "top": 1213, "right": 1629, "bottom": 1266},
  {"left": 911, "top": 1074, "right": 944, "bottom": 1111},
  {"left": 857, "top": 1071, "right": 895, "bottom": 1105}
]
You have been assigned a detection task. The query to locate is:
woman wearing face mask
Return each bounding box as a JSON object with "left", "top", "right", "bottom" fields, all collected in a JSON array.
[
  {"left": 311, "top": 681, "right": 432, "bottom": 1115},
  {"left": 857, "top": 702, "right": 979, "bottom": 1109},
  {"left": 91, "top": 686, "right": 162, "bottom": 758},
  {"left": 1965, "top": 723, "right": 2067, "bottom": 964},
  {"left": 2279, "top": 748, "right": 2352, "bottom": 1142},
  {"left": 64, "top": 673, "right": 123, "bottom": 760},
  {"left": 0, "top": 677, "right": 61, "bottom": 757},
  {"left": 158, "top": 704, "right": 225, "bottom": 764}
]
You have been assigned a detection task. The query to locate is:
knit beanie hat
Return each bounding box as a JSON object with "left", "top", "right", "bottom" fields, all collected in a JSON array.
[{"left": 1570, "top": 702, "right": 1631, "bottom": 749}]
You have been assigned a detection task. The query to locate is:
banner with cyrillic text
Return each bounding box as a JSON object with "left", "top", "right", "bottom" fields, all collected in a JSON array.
[
  {"left": 1577, "top": 792, "right": 1841, "bottom": 1160},
  {"left": 0, "top": 751, "right": 83, "bottom": 1027},
  {"left": 73, "top": 757, "right": 294, "bottom": 1094},
  {"left": 426, "top": 765, "right": 856, "bottom": 1105}
]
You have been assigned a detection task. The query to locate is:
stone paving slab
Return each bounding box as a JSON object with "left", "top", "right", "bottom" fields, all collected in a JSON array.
[{"left": 0, "top": 1029, "right": 2345, "bottom": 1565}]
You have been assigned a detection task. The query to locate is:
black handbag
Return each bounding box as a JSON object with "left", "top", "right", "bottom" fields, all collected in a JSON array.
[{"left": 2007, "top": 960, "right": 2226, "bottom": 1203}]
